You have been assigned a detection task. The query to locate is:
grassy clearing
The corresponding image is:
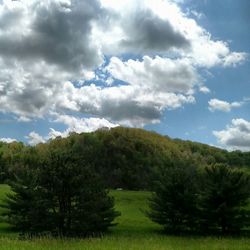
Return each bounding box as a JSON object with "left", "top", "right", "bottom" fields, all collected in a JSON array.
[
  {"left": 0, "top": 185, "right": 249, "bottom": 250},
  {"left": 110, "top": 190, "right": 161, "bottom": 235}
]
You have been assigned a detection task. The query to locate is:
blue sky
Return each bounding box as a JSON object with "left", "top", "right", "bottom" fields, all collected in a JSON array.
[
  {"left": 0, "top": 0, "right": 249, "bottom": 150},
  {"left": 146, "top": 0, "right": 250, "bottom": 147}
]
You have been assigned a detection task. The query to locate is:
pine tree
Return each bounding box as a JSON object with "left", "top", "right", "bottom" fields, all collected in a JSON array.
[
  {"left": 199, "top": 164, "right": 250, "bottom": 234},
  {"left": 147, "top": 161, "right": 199, "bottom": 233},
  {"left": 1, "top": 146, "right": 120, "bottom": 237}
]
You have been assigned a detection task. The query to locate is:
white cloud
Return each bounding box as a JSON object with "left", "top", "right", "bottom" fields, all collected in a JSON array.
[
  {"left": 188, "top": 39, "right": 246, "bottom": 68},
  {"left": 213, "top": 119, "right": 250, "bottom": 151},
  {"left": 199, "top": 86, "right": 210, "bottom": 94},
  {"left": 56, "top": 81, "right": 195, "bottom": 127},
  {"left": 26, "top": 131, "right": 46, "bottom": 146},
  {"left": 208, "top": 99, "right": 243, "bottom": 112},
  {"left": 0, "top": 137, "right": 17, "bottom": 143},
  {"left": 50, "top": 114, "right": 118, "bottom": 138},
  {"left": 100, "top": 0, "right": 246, "bottom": 68},
  {"left": 0, "top": 0, "right": 247, "bottom": 128},
  {"left": 223, "top": 52, "right": 248, "bottom": 67},
  {"left": 25, "top": 115, "right": 118, "bottom": 144},
  {"left": 16, "top": 116, "right": 32, "bottom": 122},
  {"left": 106, "top": 56, "right": 198, "bottom": 93}
]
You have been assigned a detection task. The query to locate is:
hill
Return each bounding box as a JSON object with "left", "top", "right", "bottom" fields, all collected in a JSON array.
[{"left": 0, "top": 127, "right": 249, "bottom": 189}]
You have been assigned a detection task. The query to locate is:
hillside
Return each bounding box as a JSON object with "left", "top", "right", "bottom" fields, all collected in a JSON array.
[{"left": 0, "top": 127, "right": 249, "bottom": 189}]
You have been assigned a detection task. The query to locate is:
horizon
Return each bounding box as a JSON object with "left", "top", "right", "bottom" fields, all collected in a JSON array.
[
  {"left": 0, "top": 0, "right": 249, "bottom": 151},
  {"left": 0, "top": 125, "right": 240, "bottom": 153}
]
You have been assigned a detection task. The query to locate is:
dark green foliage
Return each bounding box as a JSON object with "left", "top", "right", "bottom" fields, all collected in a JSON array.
[
  {"left": 0, "top": 141, "right": 25, "bottom": 183},
  {"left": 0, "top": 152, "right": 7, "bottom": 182},
  {"left": 0, "top": 127, "right": 250, "bottom": 188},
  {"left": 1, "top": 167, "right": 42, "bottom": 232},
  {"left": 1, "top": 145, "right": 119, "bottom": 237},
  {"left": 95, "top": 128, "right": 176, "bottom": 190},
  {"left": 148, "top": 163, "right": 250, "bottom": 235},
  {"left": 199, "top": 164, "right": 250, "bottom": 234},
  {"left": 147, "top": 161, "right": 199, "bottom": 233},
  {"left": 174, "top": 139, "right": 250, "bottom": 168}
]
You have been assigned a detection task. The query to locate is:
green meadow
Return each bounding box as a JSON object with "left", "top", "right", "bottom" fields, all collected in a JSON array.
[{"left": 0, "top": 185, "right": 249, "bottom": 250}]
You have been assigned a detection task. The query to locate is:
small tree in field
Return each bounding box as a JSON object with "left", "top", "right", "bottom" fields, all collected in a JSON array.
[
  {"left": 147, "top": 161, "right": 199, "bottom": 233},
  {"left": 1, "top": 145, "right": 120, "bottom": 237},
  {"left": 199, "top": 164, "right": 250, "bottom": 234}
]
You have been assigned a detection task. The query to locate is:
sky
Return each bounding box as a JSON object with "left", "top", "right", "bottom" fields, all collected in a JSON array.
[{"left": 0, "top": 0, "right": 249, "bottom": 151}]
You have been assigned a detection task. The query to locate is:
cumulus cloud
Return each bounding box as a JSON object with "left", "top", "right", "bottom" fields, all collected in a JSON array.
[
  {"left": 25, "top": 115, "right": 118, "bottom": 145},
  {"left": 26, "top": 131, "right": 46, "bottom": 146},
  {"left": 100, "top": 0, "right": 246, "bottom": 67},
  {"left": 118, "top": 8, "right": 190, "bottom": 53},
  {"left": 50, "top": 114, "right": 118, "bottom": 138},
  {"left": 0, "top": 0, "right": 104, "bottom": 71},
  {"left": 0, "top": 137, "right": 17, "bottom": 143},
  {"left": 223, "top": 52, "right": 248, "bottom": 67},
  {"left": 208, "top": 99, "right": 243, "bottom": 112},
  {"left": 98, "top": 0, "right": 190, "bottom": 54},
  {"left": 106, "top": 56, "right": 198, "bottom": 93},
  {"left": 0, "top": 0, "right": 247, "bottom": 132},
  {"left": 0, "top": 0, "right": 104, "bottom": 119},
  {"left": 199, "top": 86, "right": 210, "bottom": 94},
  {"left": 213, "top": 119, "right": 250, "bottom": 151},
  {"left": 55, "top": 81, "right": 195, "bottom": 127}
]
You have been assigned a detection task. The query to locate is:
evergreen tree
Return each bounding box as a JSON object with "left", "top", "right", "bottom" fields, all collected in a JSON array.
[
  {"left": 1, "top": 146, "right": 120, "bottom": 237},
  {"left": 0, "top": 166, "right": 48, "bottom": 233},
  {"left": 199, "top": 164, "right": 250, "bottom": 234},
  {"left": 147, "top": 161, "right": 199, "bottom": 233}
]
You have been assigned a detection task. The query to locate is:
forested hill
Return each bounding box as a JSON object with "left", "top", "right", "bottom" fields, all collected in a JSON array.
[{"left": 0, "top": 127, "right": 249, "bottom": 190}]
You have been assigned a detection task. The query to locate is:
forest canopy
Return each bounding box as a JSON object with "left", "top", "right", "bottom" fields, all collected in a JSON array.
[{"left": 0, "top": 127, "right": 249, "bottom": 190}]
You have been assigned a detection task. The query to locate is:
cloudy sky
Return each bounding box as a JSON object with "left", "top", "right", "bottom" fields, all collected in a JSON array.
[{"left": 0, "top": 0, "right": 249, "bottom": 150}]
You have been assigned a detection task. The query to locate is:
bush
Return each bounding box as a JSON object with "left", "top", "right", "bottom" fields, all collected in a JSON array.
[{"left": 1, "top": 146, "right": 120, "bottom": 237}]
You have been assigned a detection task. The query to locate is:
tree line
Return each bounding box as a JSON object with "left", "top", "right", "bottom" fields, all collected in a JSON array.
[{"left": 1, "top": 127, "right": 250, "bottom": 190}]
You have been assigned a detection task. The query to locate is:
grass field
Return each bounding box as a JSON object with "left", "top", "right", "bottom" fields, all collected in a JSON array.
[{"left": 0, "top": 184, "right": 249, "bottom": 250}]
